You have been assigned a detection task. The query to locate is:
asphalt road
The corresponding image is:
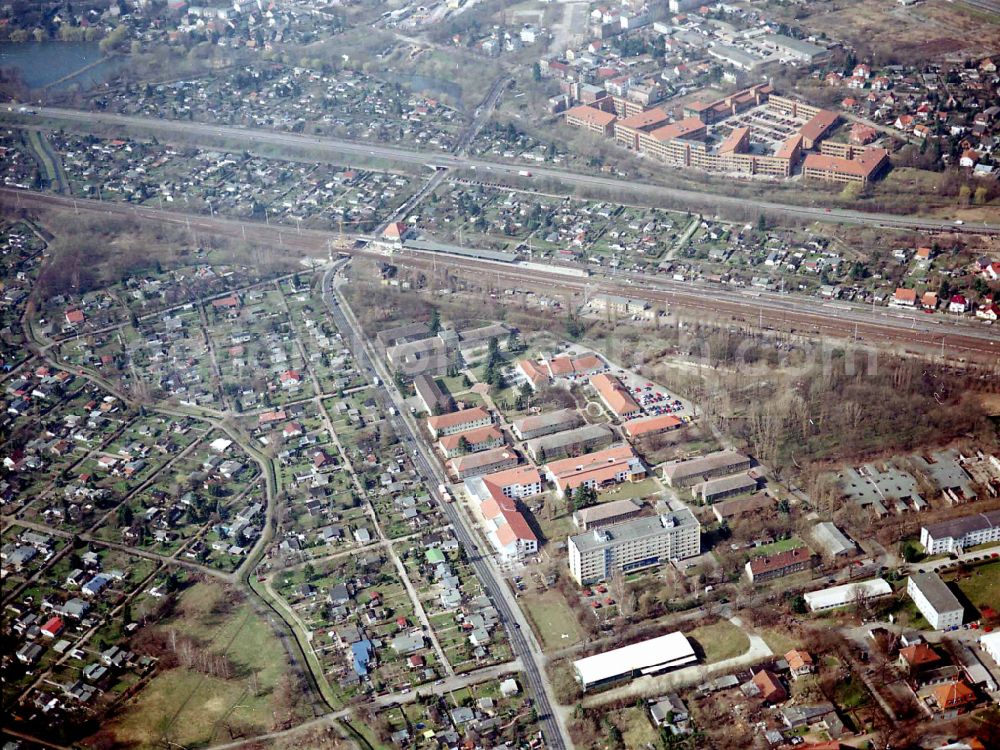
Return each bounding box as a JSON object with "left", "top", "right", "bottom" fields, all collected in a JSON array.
[
  {"left": 319, "top": 267, "right": 571, "bottom": 750},
  {"left": 5, "top": 187, "right": 997, "bottom": 360},
  {"left": 11, "top": 105, "right": 999, "bottom": 235}
]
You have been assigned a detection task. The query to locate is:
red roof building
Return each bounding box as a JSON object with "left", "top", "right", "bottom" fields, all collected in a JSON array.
[{"left": 41, "top": 616, "right": 65, "bottom": 638}]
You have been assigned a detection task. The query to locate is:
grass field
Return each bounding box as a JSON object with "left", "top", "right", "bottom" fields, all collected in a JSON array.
[
  {"left": 687, "top": 619, "right": 750, "bottom": 663},
  {"left": 614, "top": 705, "right": 659, "bottom": 748},
  {"left": 947, "top": 560, "right": 1000, "bottom": 613},
  {"left": 110, "top": 582, "right": 297, "bottom": 748},
  {"left": 520, "top": 589, "right": 584, "bottom": 650},
  {"left": 596, "top": 476, "right": 663, "bottom": 503},
  {"left": 759, "top": 627, "right": 799, "bottom": 657}
]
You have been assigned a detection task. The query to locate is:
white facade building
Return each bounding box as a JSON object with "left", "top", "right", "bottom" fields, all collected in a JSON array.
[
  {"left": 568, "top": 509, "right": 700, "bottom": 584},
  {"left": 907, "top": 572, "right": 964, "bottom": 630}
]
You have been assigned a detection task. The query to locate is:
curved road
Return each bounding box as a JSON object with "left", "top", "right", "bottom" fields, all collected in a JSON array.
[{"left": 11, "top": 106, "right": 998, "bottom": 236}]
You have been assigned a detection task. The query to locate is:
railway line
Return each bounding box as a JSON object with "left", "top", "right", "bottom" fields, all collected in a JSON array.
[
  {"left": 3, "top": 187, "right": 997, "bottom": 360},
  {"left": 10, "top": 106, "right": 999, "bottom": 236}
]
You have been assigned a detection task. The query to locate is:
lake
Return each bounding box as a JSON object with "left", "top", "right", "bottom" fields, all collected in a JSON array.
[{"left": 0, "top": 41, "right": 124, "bottom": 91}]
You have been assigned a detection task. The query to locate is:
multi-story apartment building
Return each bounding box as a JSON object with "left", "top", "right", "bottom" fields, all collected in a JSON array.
[
  {"left": 438, "top": 425, "right": 505, "bottom": 459},
  {"left": 907, "top": 571, "right": 964, "bottom": 630},
  {"left": 564, "top": 104, "right": 617, "bottom": 137},
  {"left": 568, "top": 509, "right": 700, "bottom": 584},
  {"left": 920, "top": 510, "right": 1000, "bottom": 554},
  {"left": 427, "top": 406, "right": 492, "bottom": 438}
]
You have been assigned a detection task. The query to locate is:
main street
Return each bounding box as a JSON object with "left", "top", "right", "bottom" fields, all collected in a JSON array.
[
  {"left": 319, "top": 265, "right": 572, "bottom": 750},
  {"left": 4, "top": 188, "right": 998, "bottom": 361},
  {"left": 10, "top": 105, "right": 999, "bottom": 235}
]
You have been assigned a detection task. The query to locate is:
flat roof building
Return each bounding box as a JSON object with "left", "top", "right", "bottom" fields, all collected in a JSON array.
[
  {"left": 573, "top": 632, "right": 696, "bottom": 691},
  {"left": 568, "top": 509, "right": 700, "bottom": 584},
  {"left": 907, "top": 571, "right": 963, "bottom": 630},
  {"left": 708, "top": 43, "right": 764, "bottom": 71},
  {"left": 762, "top": 33, "right": 829, "bottom": 63}
]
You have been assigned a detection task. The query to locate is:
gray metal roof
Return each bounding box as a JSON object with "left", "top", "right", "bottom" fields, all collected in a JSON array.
[{"left": 909, "top": 571, "right": 963, "bottom": 615}]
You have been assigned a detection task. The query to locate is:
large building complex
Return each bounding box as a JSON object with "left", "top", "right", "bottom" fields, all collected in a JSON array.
[
  {"left": 573, "top": 632, "right": 697, "bottom": 691},
  {"left": 465, "top": 467, "right": 542, "bottom": 561},
  {"left": 563, "top": 84, "right": 885, "bottom": 184},
  {"left": 907, "top": 572, "right": 964, "bottom": 630},
  {"left": 920, "top": 510, "right": 1000, "bottom": 554},
  {"left": 545, "top": 444, "right": 645, "bottom": 496},
  {"left": 568, "top": 509, "right": 700, "bottom": 584}
]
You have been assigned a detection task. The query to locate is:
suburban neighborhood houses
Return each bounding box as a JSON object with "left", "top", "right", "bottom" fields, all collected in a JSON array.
[{"left": 1, "top": 0, "right": 999, "bottom": 746}]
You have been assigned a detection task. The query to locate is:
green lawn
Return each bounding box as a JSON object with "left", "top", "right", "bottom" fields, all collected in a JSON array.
[
  {"left": 520, "top": 590, "right": 584, "bottom": 650},
  {"left": 759, "top": 627, "right": 799, "bottom": 657},
  {"left": 947, "top": 560, "right": 1000, "bottom": 613},
  {"left": 833, "top": 676, "right": 869, "bottom": 710},
  {"left": 596, "top": 476, "right": 663, "bottom": 503},
  {"left": 110, "top": 582, "right": 298, "bottom": 748},
  {"left": 615, "top": 705, "right": 659, "bottom": 748},
  {"left": 686, "top": 619, "right": 750, "bottom": 663}
]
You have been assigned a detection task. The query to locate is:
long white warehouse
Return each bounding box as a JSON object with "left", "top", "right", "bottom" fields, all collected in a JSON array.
[
  {"left": 573, "top": 631, "right": 696, "bottom": 691},
  {"left": 803, "top": 578, "right": 893, "bottom": 612}
]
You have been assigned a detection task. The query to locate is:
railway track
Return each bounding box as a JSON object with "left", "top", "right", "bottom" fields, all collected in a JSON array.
[{"left": 3, "top": 187, "right": 997, "bottom": 360}]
